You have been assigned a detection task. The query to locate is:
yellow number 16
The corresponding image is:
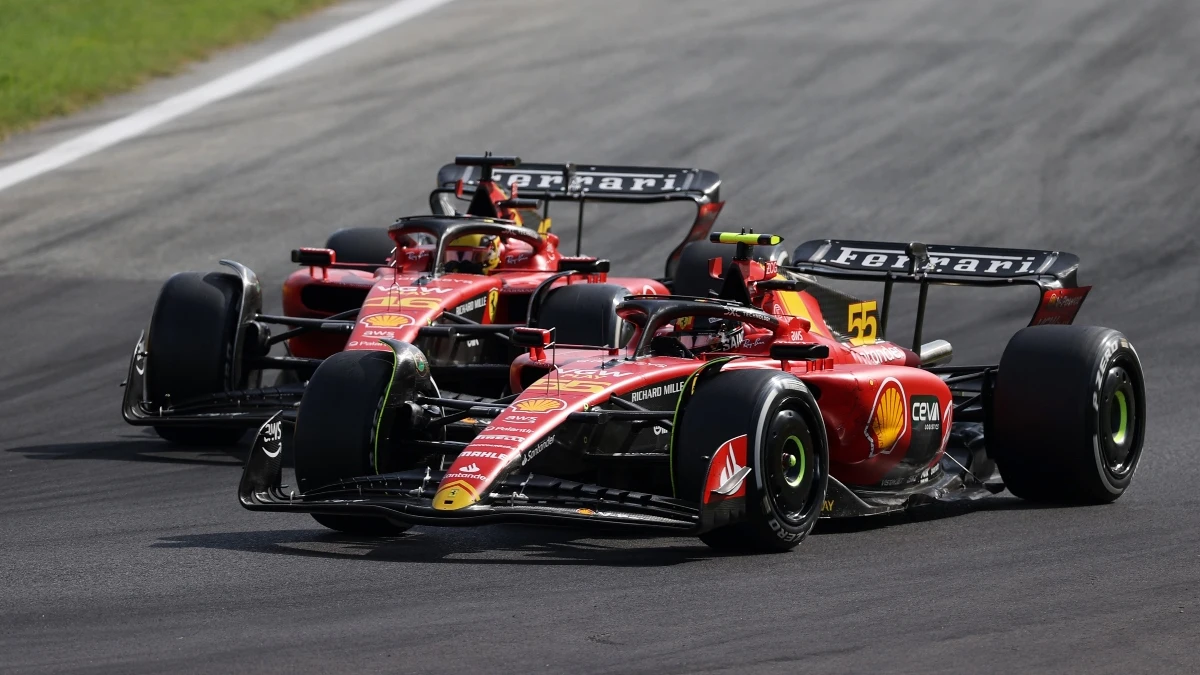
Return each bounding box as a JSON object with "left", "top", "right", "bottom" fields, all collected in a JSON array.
[{"left": 847, "top": 301, "right": 878, "bottom": 346}]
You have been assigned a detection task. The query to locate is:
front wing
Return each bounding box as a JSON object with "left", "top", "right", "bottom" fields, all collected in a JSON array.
[
  {"left": 240, "top": 415, "right": 1004, "bottom": 532},
  {"left": 238, "top": 415, "right": 700, "bottom": 531},
  {"left": 121, "top": 331, "right": 304, "bottom": 428}
]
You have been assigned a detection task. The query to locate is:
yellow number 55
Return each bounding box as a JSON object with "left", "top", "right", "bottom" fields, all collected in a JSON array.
[{"left": 847, "top": 301, "right": 878, "bottom": 346}]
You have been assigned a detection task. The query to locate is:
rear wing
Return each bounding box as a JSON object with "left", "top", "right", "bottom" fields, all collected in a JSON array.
[
  {"left": 430, "top": 160, "right": 723, "bottom": 277},
  {"left": 786, "top": 239, "right": 1091, "bottom": 349},
  {"left": 791, "top": 239, "right": 1082, "bottom": 287}
]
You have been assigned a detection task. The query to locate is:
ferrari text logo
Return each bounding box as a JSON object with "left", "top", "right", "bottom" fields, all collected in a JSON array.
[
  {"left": 822, "top": 245, "right": 1044, "bottom": 276},
  {"left": 493, "top": 168, "right": 681, "bottom": 193}
]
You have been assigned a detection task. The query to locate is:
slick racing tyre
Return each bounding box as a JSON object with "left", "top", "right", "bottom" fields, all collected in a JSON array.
[
  {"left": 674, "top": 369, "right": 828, "bottom": 553},
  {"left": 536, "top": 283, "right": 632, "bottom": 348},
  {"left": 671, "top": 239, "right": 790, "bottom": 298},
  {"left": 325, "top": 227, "right": 395, "bottom": 265},
  {"left": 990, "top": 325, "right": 1146, "bottom": 504},
  {"left": 293, "top": 350, "right": 410, "bottom": 536},
  {"left": 145, "top": 272, "right": 246, "bottom": 446}
]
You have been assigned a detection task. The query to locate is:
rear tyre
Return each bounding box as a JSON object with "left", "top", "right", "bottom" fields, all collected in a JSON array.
[
  {"left": 671, "top": 239, "right": 790, "bottom": 298},
  {"left": 294, "top": 350, "right": 410, "bottom": 536},
  {"left": 674, "top": 369, "right": 828, "bottom": 553},
  {"left": 990, "top": 325, "right": 1146, "bottom": 504},
  {"left": 145, "top": 272, "right": 246, "bottom": 446},
  {"left": 536, "top": 283, "right": 632, "bottom": 348},
  {"left": 325, "top": 227, "right": 395, "bottom": 265}
]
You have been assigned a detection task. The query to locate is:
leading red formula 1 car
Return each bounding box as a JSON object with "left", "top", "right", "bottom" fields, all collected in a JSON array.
[
  {"left": 122, "top": 155, "right": 739, "bottom": 445},
  {"left": 239, "top": 233, "right": 1146, "bottom": 551}
]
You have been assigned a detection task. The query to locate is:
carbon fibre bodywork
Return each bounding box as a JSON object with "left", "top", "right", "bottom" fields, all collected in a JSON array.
[
  {"left": 239, "top": 255, "right": 1015, "bottom": 532},
  {"left": 123, "top": 157, "right": 718, "bottom": 435}
]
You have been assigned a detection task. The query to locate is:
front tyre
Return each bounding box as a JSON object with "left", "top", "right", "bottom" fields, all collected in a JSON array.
[
  {"left": 145, "top": 272, "right": 246, "bottom": 446},
  {"left": 674, "top": 369, "right": 828, "bottom": 553},
  {"left": 990, "top": 325, "right": 1146, "bottom": 504},
  {"left": 294, "top": 350, "right": 410, "bottom": 536}
]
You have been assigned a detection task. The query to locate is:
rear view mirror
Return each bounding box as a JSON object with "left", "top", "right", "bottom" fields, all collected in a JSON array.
[{"left": 291, "top": 248, "right": 335, "bottom": 266}]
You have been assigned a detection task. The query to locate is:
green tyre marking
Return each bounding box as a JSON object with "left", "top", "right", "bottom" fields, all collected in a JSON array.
[
  {"left": 374, "top": 345, "right": 402, "bottom": 474},
  {"left": 668, "top": 356, "right": 736, "bottom": 498},
  {"left": 1112, "top": 389, "right": 1128, "bottom": 444}
]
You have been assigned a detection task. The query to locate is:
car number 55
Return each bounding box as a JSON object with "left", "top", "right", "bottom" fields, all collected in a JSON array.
[{"left": 848, "top": 301, "right": 878, "bottom": 346}]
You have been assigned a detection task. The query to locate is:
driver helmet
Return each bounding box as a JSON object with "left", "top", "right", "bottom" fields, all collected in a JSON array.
[
  {"left": 671, "top": 316, "right": 745, "bottom": 353},
  {"left": 444, "top": 234, "right": 501, "bottom": 273}
]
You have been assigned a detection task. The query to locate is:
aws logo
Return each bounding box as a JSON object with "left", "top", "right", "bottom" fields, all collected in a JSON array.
[{"left": 866, "top": 378, "right": 906, "bottom": 457}]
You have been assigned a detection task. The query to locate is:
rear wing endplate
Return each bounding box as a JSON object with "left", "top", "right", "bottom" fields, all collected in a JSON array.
[
  {"left": 786, "top": 239, "right": 1091, "bottom": 349},
  {"left": 430, "top": 161, "right": 723, "bottom": 277}
]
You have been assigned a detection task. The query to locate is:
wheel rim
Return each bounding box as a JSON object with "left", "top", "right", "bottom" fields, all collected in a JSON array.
[
  {"left": 781, "top": 436, "right": 806, "bottom": 487},
  {"left": 766, "top": 409, "right": 819, "bottom": 524},
  {"left": 1111, "top": 390, "right": 1128, "bottom": 445},
  {"left": 1099, "top": 365, "right": 1138, "bottom": 477}
]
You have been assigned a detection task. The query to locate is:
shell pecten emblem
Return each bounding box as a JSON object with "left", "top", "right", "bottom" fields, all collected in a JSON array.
[
  {"left": 361, "top": 314, "right": 412, "bottom": 328},
  {"left": 513, "top": 398, "right": 566, "bottom": 413},
  {"left": 433, "top": 480, "right": 478, "bottom": 511},
  {"left": 866, "top": 377, "right": 906, "bottom": 456}
]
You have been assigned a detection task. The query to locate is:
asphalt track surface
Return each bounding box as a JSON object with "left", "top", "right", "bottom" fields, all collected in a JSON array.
[{"left": 2, "top": 1, "right": 1199, "bottom": 672}]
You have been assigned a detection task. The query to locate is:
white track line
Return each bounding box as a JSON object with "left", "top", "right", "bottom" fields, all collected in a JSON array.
[{"left": 0, "top": 0, "right": 455, "bottom": 194}]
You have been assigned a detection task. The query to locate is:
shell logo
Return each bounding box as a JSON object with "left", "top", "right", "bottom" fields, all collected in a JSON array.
[
  {"left": 866, "top": 378, "right": 906, "bottom": 457},
  {"left": 361, "top": 314, "right": 411, "bottom": 328},
  {"left": 513, "top": 398, "right": 566, "bottom": 413}
]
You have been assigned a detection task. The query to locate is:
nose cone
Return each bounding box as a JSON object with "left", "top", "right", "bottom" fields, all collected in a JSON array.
[{"left": 433, "top": 479, "right": 479, "bottom": 511}]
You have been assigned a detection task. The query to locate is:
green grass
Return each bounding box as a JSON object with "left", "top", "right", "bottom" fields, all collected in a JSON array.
[{"left": 0, "top": 0, "right": 341, "bottom": 142}]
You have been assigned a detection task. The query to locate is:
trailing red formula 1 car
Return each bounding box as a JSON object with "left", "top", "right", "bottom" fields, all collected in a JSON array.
[
  {"left": 122, "top": 155, "right": 742, "bottom": 445},
  {"left": 239, "top": 233, "right": 1145, "bottom": 551}
]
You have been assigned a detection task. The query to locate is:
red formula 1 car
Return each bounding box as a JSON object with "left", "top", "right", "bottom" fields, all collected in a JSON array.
[
  {"left": 121, "top": 155, "right": 731, "bottom": 445},
  {"left": 239, "top": 233, "right": 1146, "bottom": 552}
]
